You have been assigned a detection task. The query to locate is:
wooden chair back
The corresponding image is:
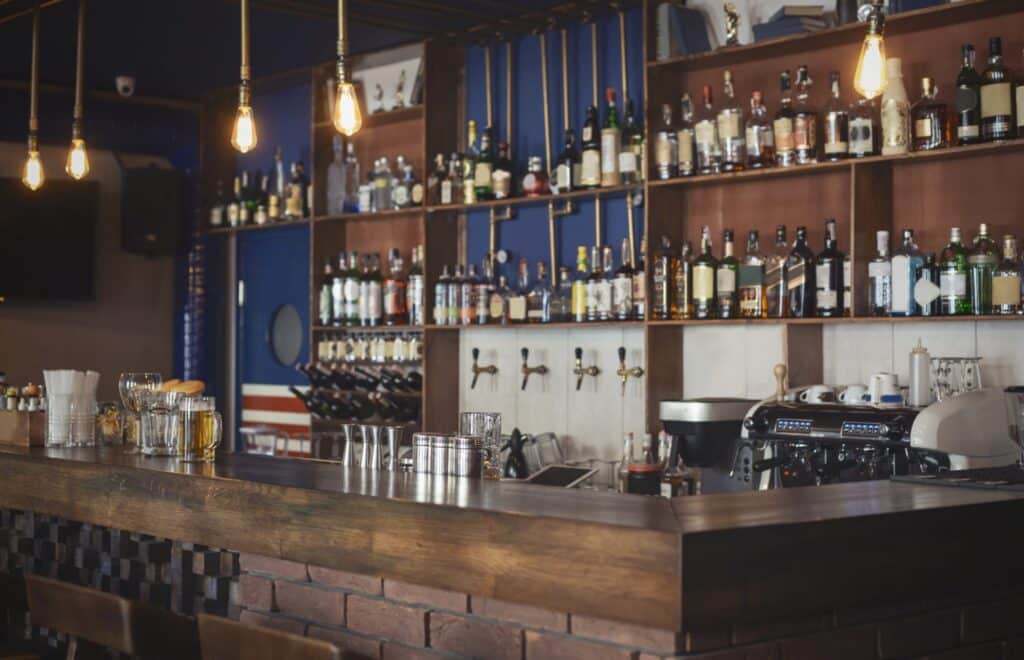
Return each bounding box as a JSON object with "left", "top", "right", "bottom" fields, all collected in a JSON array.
[{"left": 198, "top": 613, "right": 341, "bottom": 660}]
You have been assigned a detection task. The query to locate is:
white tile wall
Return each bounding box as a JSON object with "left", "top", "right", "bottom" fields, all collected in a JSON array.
[{"left": 682, "top": 324, "right": 786, "bottom": 399}]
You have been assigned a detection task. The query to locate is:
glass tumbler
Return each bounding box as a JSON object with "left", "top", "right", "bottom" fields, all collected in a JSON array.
[
  {"left": 139, "top": 390, "right": 182, "bottom": 456},
  {"left": 118, "top": 372, "right": 162, "bottom": 452},
  {"left": 176, "top": 396, "right": 222, "bottom": 462},
  {"left": 459, "top": 412, "right": 502, "bottom": 479}
]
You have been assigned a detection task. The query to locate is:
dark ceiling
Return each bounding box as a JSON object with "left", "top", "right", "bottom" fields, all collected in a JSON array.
[{"left": 0, "top": 0, "right": 584, "bottom": 101}]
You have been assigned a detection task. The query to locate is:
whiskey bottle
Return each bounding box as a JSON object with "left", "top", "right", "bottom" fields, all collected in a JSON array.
[
  {"left": 981, "top": 37, "right": 1015, "bottom": 141},
  {"left": 912, "top": 77, "right": 948, "bottom": 151},
  {"left": 551, "top": 267, "right": 572, "bottom": 323},
  {"left": 815, "top": 219, "right": 844, "bottom": 318},
  {"left": 556, "top": 129, "right": 580, "bottom": 193},
  {"left": 881, "top": 58, "right": 911, "bottom": 155},
  {"left": 868, "top": 231, "right": 892, "bottom": 317},
  {"left": 427, "top": 154, "right": 446, "bottom": 206},
  {"left": 493, "top": 141, "right": 512, "bottom": 200},
  {"left": 331, "top": 253, "right": 347, "bottom": 326},
  {"left": 209, "top": 180, "right": 226, "bottom": 227},
  {"left": 571, "top": 246, "right": 589, "bottom": 323},
  {"left": 765, "top": 225, "right": 788, "bottom": 318},
  {"left": 739, "top": 230, "right": 766, "bottom": 319},
  {"left": 773, "top": 71, "right": 797, "bottom": 167},
  {"left": 956, "top": 45, "right": 983, "bottom": 145},
  {"left": 522, "top": 156, "right": 550, "bottom": 197},
  {"left": 508, "top": 259, "right": 529, "bottom": 323},
  {"left": 408, "top": 245, "right": 425, "bottom": 326},
  {"left": 613, "top": 239, "right": 634, "bottom": 321},
  {"left": 463, "top": 121, "right": 479, "bottom": 204},
  {"left": 461, "top": 264, "right": 479, "bottom": 326},
  {"left": 717, "top": 69, "right": 746, "bottom": 172},
  {"left": 271, "top": 147, "right": 287, "bottom": 219},
  {"left": 319, "top": 259, "right": 334, "bottom": 327},
  {"left": 848, "top": 97, "right": 877, "bottom": 157},
  {"left": 597, "top": 247, "right": 615, "bottom": 321},
  {"left": 342, "top": 142, "right": 359, "bottom": 213},
  {"left": 785, "top": 226, "right": 816, "bottom": 319},
  {"left": 475, "top": 255, "right": 493, "bottom": 325},
  {"left": 442, "top": 153, "right": 461, "bottom": 205},
  {"left": 372, "top": 158, "right": 393, "bottom": 213},
  {"left": 939, "top": 227, "right": 970, "bottom": 316},
  {"left": 580, "top": 106, "right": 602, "bottom": 189},
  {"left": 474, "top": 126, "right": 496, "bottom": 201},
  {"left": 253, "top": 173, "right": 269, "bottom": 225},
  {"left": 716, "top": 230, "right": 739, "bottom": 319},
  {"left": 678, "top": 94, "right": 696, "bottom": 177},
  {"left": 654, "top": 104, "right": 678, "bottom": 180},
  {"left": 447, "top": 264, "right": 463, "bottom": 326},
  {"left": 822, "top": 71, "right": 849, "bottom": 161},
  {"left": 621, "top": 98, "right": 643, "bottom": 184},
  {"left": 695, "top": 85, "right": 721, "bottom": 175},
  {"left": 226, "top": 176, "right": 241, "bottom": 227},
  {"left": 392, "top": 155, "right": 411, "bottom": 209},
  {"left": 383, "top": 248, "right": 408, "bottom": 326},
  {"left": 633, "top": 236, "right": 647, "bottom": 320},
  {"left": 433, "top": 265, "right": 451, "bottom": 326},
  {"left": 526, "top": 262, "right": 551, "bottom": 324},
  {"left": 601, "top": 88, "right": 622, "bottom": 187},
  {"left": 693, "top": 226, "right": 717, "bottom": 320},
  {"left": 918, "top": 254, "right": 942, "bottom": 317},
  {"left": 993, "top": 235, "right": 1022, "bottom": 315},
  {"left": 793, "top": 65, "right": 818, "bottom": 164},
  {"left": 652, "top": 236, "right": 673, "bottom": 320},
  {"left": 341, "top": 251, "right": 358, "bottom": 326},
  {"left": 672, "top": 241, "right": 693, "bottom": 320},
  {"left": 968, "top": 223, "right": 998, "bottom": 315},
  {"left": 237, "top": 171, "right": 252, "bottom": 225},
  {"left": 490, "top": 275, "right": 510, "bottom": 325},
  {"left": 362, "top": 254, "right": 383, "bottom": 327},
  {"left": 746, "top": 91, "right": 775, "bottom": 169},
  {"left": 327, "top": 135, "right": 346, "bottom": 216},
  {"left": 292, "top": 162, "right": 310, "bottom": 219},
  {"left": 890, "top": 229, "right": 924, "bottom": 317}
]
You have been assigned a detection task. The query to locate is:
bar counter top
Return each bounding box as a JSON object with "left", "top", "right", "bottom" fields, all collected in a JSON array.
[{"left": 2, "top": 447, "right": 1023, "bottom": 632}]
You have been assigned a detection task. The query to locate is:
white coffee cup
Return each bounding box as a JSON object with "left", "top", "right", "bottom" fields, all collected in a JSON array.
[
  {"left": 868, "top": 373, "right": 900, "bottom": 404},
  {"left": 839, "top": 384, "right": 868, "bottom": 405},
  {"left": 799, "top": 385, "right": 836, "bottom": 404}
]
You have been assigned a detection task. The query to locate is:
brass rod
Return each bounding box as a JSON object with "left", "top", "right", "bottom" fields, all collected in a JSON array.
[
  {"left": 505, "top": 40, "right": 512, "bottom": 158},
  {"left": 72, "top": 0, "right": 84, "bottom": 130},
  {"left": 539, "top": 32, "right": 552, "bottom": 172},
  {"left": 240, "top": 0, "right": 250, "bottom": 79},
  {"left": 560, "top": 28, "right": 569, "bottom": 130},
  {"left": 590, "top": 21, "right": 598, "bottom": 106},
  {"left": 29, "top": 1, "right": 39, "bottom": 134},
  {"left": 548, "top": 202, "right": 557, "bottom": 276},
  {"left": 490, "top": 208, "right": 496, "bottom": 258},
  {"left": 595, "top": 196, "right": 601, "bottom": 248},
  {"left": 626, "top": 191, "right": 636, "bottom": 268},
  {"left": 337, "top": 0, "right": 344, "bottom": 43},
  {"left": 484, "top": 45, "right": 492, "bottom": 128},
  {"left": 618, "top": 10, "right": 627, "bottom": 100},
  {"left": 0, "top": 0, "right": 61, "bottom": 28}
]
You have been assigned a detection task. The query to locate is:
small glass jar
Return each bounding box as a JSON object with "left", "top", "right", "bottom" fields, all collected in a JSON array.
[{"left": 521, "top": 157, "right": 550, "bottom": 197}]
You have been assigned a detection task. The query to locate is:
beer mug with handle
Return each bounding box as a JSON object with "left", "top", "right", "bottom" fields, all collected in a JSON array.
[{"left": 177, "top": 397, "right": 222, "bottom": 462}]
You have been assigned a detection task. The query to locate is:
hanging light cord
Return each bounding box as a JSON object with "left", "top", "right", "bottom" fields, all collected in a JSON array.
[
  {"left": 28, "top": 1, "right": 40, "bottom": 151},
  {"left": 239, "top": 0, "right": 251, "bottom": 105},
  {"left": 72, "top": 0, "right": 85, "bottom": 140},
  {"left": 337, "top": 0, "right": 348, "bottom": 85}
]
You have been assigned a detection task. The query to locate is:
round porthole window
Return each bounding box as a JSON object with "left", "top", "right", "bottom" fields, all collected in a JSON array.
[{"left": 269, "top": 304, "right": 303, "bottom": 367}]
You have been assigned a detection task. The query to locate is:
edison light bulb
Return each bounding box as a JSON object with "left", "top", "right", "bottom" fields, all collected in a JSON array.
[
  {"left": 854, "top": 33, "right": 887, "bottom": 100},
  {"left": 231, "top": 104, "right": 258, "bottom": 153},
  {"left": 333, "top": 82, "right": 363, "bottom": 136},
  {"left": 66, "top": 138, "right": 90, "bottom": 180},
  {"left": 22, "top": 150, "right": 44, "bottom": 191}
]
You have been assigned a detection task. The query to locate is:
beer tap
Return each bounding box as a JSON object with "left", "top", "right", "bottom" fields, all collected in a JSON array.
[
  {"left": 572, "top": 347, "right": 600, "bottom": 391},
  {"left": 520, "top": 347, "right": 548, "bottom": 391},
  {"left": 616, "top": 346, "right": 644, "bottom": 396},
  {"left": 470, "top": 347, "right": 497, "bottom": 390}
]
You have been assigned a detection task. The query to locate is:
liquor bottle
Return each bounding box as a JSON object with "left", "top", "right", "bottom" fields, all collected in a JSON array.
[
  {"left": 815, "top": 219, "right": 845, "bottom": 318},
  {"left": 571, "top": 246, "right": 589, "bottom": 323},
  {"left": 601, "top": 88, "right": 622, "bottom": 187},
  {"left": 490, "top": 275, "right": 510, "bottom": 325},
  {"left": 237, "top": 171, "right": 252, "bottom": 225},
  {"left": 739, "top": 230, "right": 766, "bottom": 319},
  {"left": 556, "top": 129, "right": 580, "bottom": 193},
  {"left": 253, "top": 173, "right": 269, "bottom": 225},
  {"left": 463, "top": 121, "right": 479, "bottom": 204},
  {"left": 550, "top": 267, "right": 572, "bottom": 323},
  {"left": 918, "top": 254, "right": 942, "bottom": 317},
  {"left": 912, "top": 77, "right": 949, "bottom": 151},
  {"left": 1018, "top": 48, "right": 1024, "bottom": 137},
  {"left": 373, "top": 158, "right": 393, "bottom": 213},
  {"left": 427, "top": 154, "right": 446, "bottom": 206},
  {"left": 633, "top": 236, "right": 647, "bottom": 320},
  {"left": 508, "top": 259, "right": 529, "bottom": 323},
  {"left": 773, "top": 71, "right": 797, "bottom": 167},
  {"left": 793, "top": 65, "right": 818, "bottom": 164},
  {"left": 672, "top": 241, "right": 693, "bottom": 320},
  {"left": 765, "top": 225, "right": 788, "bottom": 318},
  {"left": 327, "top": 135, "right": 346, "bottom": 216},
  {"left": 939, "top": 227, "right": 970, "bottom": 315},
  {"left": 981, "top": 37, "right": 1015, "bottom": 141},
  {"left": 868, "top": 231, "right": 892, "bottom": 317},
  {"left": 342, "top": 142, "right": 360, "bottom": 213},
  {"left": 654, "top": 104, "right": 678, "bottom": 180},
  {"left": 441, "top": 153, "right": 460, "bottom": 205},
  {"left": 890, "top": 229, "right": 924, "bottom": 316},
  {"left": 613, "top": 238, "right": 634, "bottom": 321},
  {"left": 343, "top": 250, "right": 360, "bottom": 326},
  {"left": 392, "top": 155, "right": 411, "bottom": 209},
  {"left": 522, "top": 156, "right": 551, "bottom": 197},
  {"left": 382, "top": 248, "right": 408, "bottom": 326},
  {"left": 461, "top": 264, "right": 479, "bottom": 326},
  {"left": 695, "top": 85, "right": 720, "bottom": 175},
  {"left": 746, "top": 91, "right": 775, "bottom": 169},
  {"left": 717, "top": 70, "right": 746, "bottom": 172},
  {"left": 786, "top": 226, "right": 816, "bottom": 318},
  {"left": 270, "top": 147, "right": 286, "bottom": 221},
  {"left": 848, "top": 97, "right": 878, "bottom": 157},
  {"left": 716, "top": 230, "right": 740, "bottom": 318},
  {"left": 843, "top": 253, "right": 851, "bottom": 316},
  {"left": 356, "top": 256, "right": 375, "bottom": 327},
  {"left": 408, "top": 245, "right": 425, "bottom": 326},
  {"left": 580, "top": 105, "right": 602, "bottom": 189},
  {"left": 597, "top": 247, "right": 615, "bottom": 321},
  {"left": 678, "top": 94, "right": 696, "bottom": 177},
  {"left": 226, "top": 177, "right": 241, "bottom": 227},
  {"left": 209, "top": 180, "right": 226, "bottom": 227},
  {"left": 956, "top": 45, "right": 983, "bottom": 145},
  {"left": 621, "top": 98, "right": 643, "bottom": 184},
  {"left": 475, "top": 255, "right": 493, "bottom": 325},
  {"left": 968, "top": 223, "right": 998, "bottom": 315},
  {"left": 586, "top": 246, "right": 606, "bottom": 322},
  {"left": 474, "top": 126, "right": 496, "bottom": 201},
  {"left": 434, "top": 265, "right": 451, "bottom": 326},
  {"left": 993, "top": 235, "right": 1022, "bottom": 315},
  {"left": 296, "top": 162, "right": 311, "bottom": 218},
  {"left": 822, "top": 71, "right": 849, "bottom": 161},
  {"left": 493, "top": 142, "right": 513, "bottom": 200},
  {"left": 881, "top": 58, "right": 911, "bottom": 155},
  {"left": 448, "top": 265, "right": 464, "bottom": 326},
  {"left": 652, "top": 236, "right": 673, "bottom": 320},
  {"left": 693, "top": 227, "right": 717, "bottom": 319},
  {"left": 319, "top": 259, "right": 334, "bottom": 327},
  {"left": 526, "top": 262, "right": 551, "bottom": 324}
]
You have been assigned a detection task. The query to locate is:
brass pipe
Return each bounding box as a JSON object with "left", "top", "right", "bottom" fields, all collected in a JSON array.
[
  {"left": 626, "top": 191, "right": 636, "bottom": 268},
  {"left": 505, "top": 40, "right": 512, "bottom": 158},
  {"left": 590, "top": 21, "right": 598, "bottom": 106},
  {"left": 560, "top": 28, "right": 569, "bottom": 130},
  {"left": 595, "top": 197, "right": 601, "bottom": 248},
  {"left": 72, "top": 0, "right": 85, "bottom": 136},
  {"left": 539, "top": 32, "right": 552, "bottom": 171},
  {"left": 240, "top": 0, "right": 250, "bottom": 82},
  {"left": 28, "top": 1, "right": 39, "bottom": 139},
  {"left": 484, "top": 44, "right": 493, "bottom": 128},
  {"left": 0, "top": 0, "right": 61, "bottom": 28},
  {"left": 618, "top": 10, "right": 627, "bottom": 100},
  {"left": 548, "top": 202, "right": 557, "bottom": 276}
]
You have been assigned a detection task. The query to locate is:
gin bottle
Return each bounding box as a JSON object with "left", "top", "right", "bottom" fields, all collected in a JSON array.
[
  {"left": 968, "top": 223, "right": 998, "bottom": 315},
  {"left": 890, "top": 229, "right": 924, "bottom": 316},
  {"left": 868, "top": 231, "right": 891, "bottom": 317},
  {"left": 939, "top": 227, "right": 970, "bottom": 315}
]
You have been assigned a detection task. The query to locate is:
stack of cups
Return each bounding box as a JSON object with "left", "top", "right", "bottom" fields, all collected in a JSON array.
[
  {"left": 42, "top": 369, "right": 100, "bottom": 447},
  {"left": 72, "top": 370, "right": 99, "bottom": 446}
]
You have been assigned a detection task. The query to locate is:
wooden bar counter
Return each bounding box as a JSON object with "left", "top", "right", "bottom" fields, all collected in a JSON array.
[{"left": 2, "top": 447, "right": 1024, "bottom": 658}]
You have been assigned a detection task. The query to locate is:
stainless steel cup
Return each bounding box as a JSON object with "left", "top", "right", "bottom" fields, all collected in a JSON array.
[
  {"left": 363, "top": 424, "right": 381, "bottom": 470},
  {"left": 453, "top": 435, "right": 483, "bottom": 478},
  {"left": 431, "top": 435, "right": 453, "bottom": 476},
  {"left": 384, "top": 425, "right": 406, "bottom": 472},
  {"left": 412, "top": 433, "right": 432, "bottom": 473},
  {"left": 341, "top": 424, "right": 357, "bottom": 467}
]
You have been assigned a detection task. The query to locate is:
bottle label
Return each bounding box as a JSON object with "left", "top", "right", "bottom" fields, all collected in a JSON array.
[
  {"left": 474, "top": 162, "right": 493, "bottom": 188},
  {"left": 632, "top": 271, "right": 646, "bottom": 309},
  {"left": 319, "top": 288, "right": 332, "bottom": 325},
  {"left": 848, "top": 117, "right": 874, "bottom": 154},
  {"left": 408, "top": 275, "right": 424, "bottom": 325},
  {"left": 286, "top": 185, "right": 304, "bottom": 217},
  {"left": 461, "top": 285, "right": 477, "bottom": 323},
  {"left": 556, "top": 163, "right": 572, "bottom": 190},
  {"left": 787, "top": 261, "right": 806, "bottom": 291},
  {"left": 359, "top": 186, "right": 373, "bottom": 211},
  {"left": 582, "top": 126, "right": 593, "bottom": 142},
  {"left": 693, "top": 265, "right": 714, "bottom": 300},
  {"left": 210, "top": 207, "right": 224, "bottom": 226},
  {"left": 655, "top": 135, "right": 674, "bottom": 169},
  {"left": 773, "top": 117, "right": 795, "bottom": 152},
  {"left": 957, "top": 124, "right": 980, "bottom": 139},
  {"left": 914, "top": 118, "right": 932, "bottom": 138},
  {"left": 508, "top": 295, "right": 527, "bottom": 321},
  {"left": 331, "top": 280, "right": 344, "bottom": 322},
  {"left": 881, "top": 100, "right": 910, "bottom": 151},
  {"left": 717, "top": 111, "right": 741, "bottom": 139},
  {"left": 939, "top": 271, "right": 967, "bottom": 297},
  {"left": 794, "top": 115, "right": 815, "bottom": 150},
  {"left": 344, "top": 278, "right": 360, "bottom": 319},
  {"left": 596, "top": 281, "right": 613, "bottom": 313},
  {"left": 226, "top": 204, "right": 239, "bottom": 226},
  {"left": 367, "top": 282, "right": 382, "bottom": 321},
  {"left": 890, "top": 255, "right": 911, "bottom": 313},
  {"left": 716, "top": 268, "right": 736, "bottom": 294},
  {"left": 581, "top": 150, "right": 601, "bottom": 185},
  {"left": 677, "top": 128, "right": 695, "bottom": 169},
  {"left": 843, "top": 259, "right": 851, "bottom": 311},
  {"left": 572, "top": 281, "right": 587, "bottom": 317},
  {"left": 411, "top": 183, "right": 424, "bottom": 204},
  {"left": 475, "top": 285, "right": 490, "bottom": 321},
  {"left": 694, "top": 121, "right": 716, "bottom": 151},
  {"left": 745, "top": 125, "right": 774, "bottom": 155},
  {"left": 434, "top": 287, "right": 447, "bottom": 324},
  {"left": 586, "top": 281, "right": 598, "bottom": 313},
  {"left": 981, "top": 82, "right": 1012, "bottom": 118},
  {"left": 612, "top": 276, "right": 632, "bottom": 315},
  {"left": 489, "top": 293, "right": 505, "bottom": 320},
  {"left": 815, "top": 264, "right": 837, "bottom": 308},
  {"left": 824, "top": 114, "right": 848, "bottom": 154},
  {"left": 601, "top": 130, "right": 621, "bottom": 175},
  {"left": 673, "top": 268, "right": 690, "bottom": 311},
  {"left": 393, "top": 185, "right": 410, "bottom": 207},
  {"left": 440, "top": 181, "right": 453, "bottom": 205},
  {"left": 619, "top": 151, "right": 637, "bottom": 174},
  {"left": 739, "top": 286, "right": 761, "bottom": 314},
  {"left": 383, "top": 281, "right": 405, "bottom": 315},
  {"left": 238, "top": 206, "right": 250, "bottom": 224},
  {"left": 993, "top": 275, "right": 1022, "bottom": 307},
  {"left": 816, "top": 288, "right": 837, "bottom": 309}
]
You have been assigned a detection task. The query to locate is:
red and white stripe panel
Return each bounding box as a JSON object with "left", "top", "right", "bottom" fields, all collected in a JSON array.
[{"left": 241, "top": 384, "right": 312, "bottom": 457}]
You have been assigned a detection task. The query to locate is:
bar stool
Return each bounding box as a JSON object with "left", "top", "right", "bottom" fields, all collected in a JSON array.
[
  {"left": 24, "top": 575, "right": 199, "bottom": 660},
  {"left": 197, "top": 613, "right": 341, "bottom": 660},
  {"left": 0, "top": 573, "right": 38, "bottom": 660}
]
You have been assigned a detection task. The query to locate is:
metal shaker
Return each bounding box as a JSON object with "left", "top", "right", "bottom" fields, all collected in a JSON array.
[
  {"left": 412, "top": 433, "right": 433, "bottom": 473},
  {"left": 341, "top": 424, "right": 357, "bottom": 467},
  {"left": 384, "top": 425, "right": 406, "bottom": 472},
  {"left": 360, "top": 424, "right": 380, "bottom": 469}
]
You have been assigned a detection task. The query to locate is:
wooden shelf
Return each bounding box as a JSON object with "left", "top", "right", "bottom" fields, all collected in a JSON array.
[
  {"left": 313, "top": 105, "right": 424, "bottom": 130},
  {"left": 314, "top": 208, "right": 424, "bottom": 224},
  {"left": 313, "top": 325, "right": 424, "bottom": 333},
  {"left": 425, "top": 184, "right": 642, "bottom": 214},
  {"left": 427, "top": 321, "right": 645, "bottom": 331},
  {"left": 206, "top": 218, "right": 310, "bottom": 235},
  {"left": 646, "top": 315, "right": 1023, "bottom": 327}
]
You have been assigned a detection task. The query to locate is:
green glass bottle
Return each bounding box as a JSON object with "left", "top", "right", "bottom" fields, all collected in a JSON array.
[
  {"left": 968, "top": 223, "right": 998, "bottom": 315},
  {"left": 692, "top": 226, "right": 718, "bottom": 320},
  {"left": 939, "top": 227, "right": 970, "bottom": 315},
  {"left": 716, "top": 229, "right": 740, "bottom": 319}
]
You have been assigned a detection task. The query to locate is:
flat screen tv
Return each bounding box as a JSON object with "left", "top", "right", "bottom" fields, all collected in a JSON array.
[{"left": 0, "top": 177, "right": 98, "bottom": 301}]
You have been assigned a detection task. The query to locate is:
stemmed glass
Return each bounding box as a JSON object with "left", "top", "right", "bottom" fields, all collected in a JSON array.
[{"left": 118, "top": 372, "right": 162, "bottom": 452}]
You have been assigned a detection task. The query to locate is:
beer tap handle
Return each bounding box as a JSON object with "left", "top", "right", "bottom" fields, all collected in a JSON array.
[
  {"left": 574, "top": 347, "right": 584, "bottom": 391},
  {"left": 471, "top": 348, "right": 481, "bottom": 390},
  {"left": 521, "top": 348, "right": 530, "bottom": 391}
]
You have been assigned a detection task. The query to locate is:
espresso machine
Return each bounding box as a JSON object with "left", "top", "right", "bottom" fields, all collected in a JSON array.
[{"left": 658, "top": 397, "right": 758, "bottom": 493}]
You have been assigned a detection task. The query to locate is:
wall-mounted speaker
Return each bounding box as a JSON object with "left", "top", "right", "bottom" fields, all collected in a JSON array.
[{"left": 121, "top": 165, "right": 184, "bottom": 256}]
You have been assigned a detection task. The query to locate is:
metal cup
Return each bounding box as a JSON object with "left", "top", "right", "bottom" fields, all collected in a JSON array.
[
  {"left": 362, "top": 424, "right": 381, "bottom": 470},
  {"left": 341, "top": 424, "right": 358, "bottom": 467},
  {"left": 384, "top": 425, "right": 406, "bottom": 472},
  {"left": 412, "top": 433, "right": 432, "bottom": 473}
]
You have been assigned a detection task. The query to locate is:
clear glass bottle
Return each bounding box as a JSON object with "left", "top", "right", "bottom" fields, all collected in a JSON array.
[
  {"left": 677, "top": 94, "right": 696, "bottom": 177},
  {"left": 526, "top": 261, "right": 551, "bottom": 324},
  {"left": 815, "top": 219, "right": 844, "bottom": 318},
  {"left": 489, "top": 274, "right": 510, "bottom": 325},
  {"left": 969, "top": 223, "right": 998, "bottom": 315},
  {"left": 765, "top": 225, "right": 788, "bottom": 318},
  {"left": 383, "top": 248, "right": 408, "bottom": 326},
  {"left": 433, "top": 265, "right": 451, "bottom": 326},
  {"left": 773, "top": 71, "right": 797, "bottom": 167},
  {"left": 613, "top": 239, "right": 634, "bottom": 321},
  {"left": 343, "top": 250, "right": 360, "bottom": 326},
  {"left": 822, "top": 71, "right": 849, "bottom": 161},
  {"left": 556, "top": 129, "right": 581, "bottom": 192},
  {"left": 793, "top": 65, "right": 818, "bottom": 164},
  {"left": 881, "top": 58, "right": 911, "bottom": 156},
  {"left": 993, "top": 236, "right": 1022, "bottom": 315},
  {"left": 447, "top": 264, "right": 463, "bottom": 326},
  {"left": 441, "top": 153, "right": 461, "bottom": 206},
  {"left": 320, "top": 258, "right": 335, "bottom": 327},
  {"left": 848, "top": 97, "right": 878, "bottom": 157},
  {"left": 571, "top": 246, "right": 589, "bottom": 323},
  {"left": 326, "top": 135, "right": 346, "bottom": 216},
  {"left": 672, "top": 241, "right": 693, "bottom": 320},
  {"left": 271, "top": 147, "right": 287, "bottom": 221},
  {"left": 692, "top": 226, "right": 717, "bottom": 320},
  {"left": 785, "top": 226, "right": 816, "bottom": 318},
  {"left": 654, "top": 104, "right": 678, "bottom": 180},
  {"left": 890, "top": 229, "right": 924, "bottom": 317},
  {"left": 633, "top": 236, "right": 647, "bottom": 320},
  {"left": 717, "top": 230, "right": 740, "bottom": 318},
  {"left": 652, "top": 236, "right": 673, "bottom": 320},
  {"left": 551, "top": 267, "right": 573, "bottom": 323},
  {"left": 745, "top": 91, "right": 775, "bottom": 169},
  {"left": 912, "top": 77, "right": 949, "bottom": 151},
  {"left": 508, "top": 259, "right": 529, "bottom": 323},
  {"left": 597, "top": 246, "right": 615, "bottom": 321},
  {"left": 956, "top": 44, "right": 983, "bottom": 145},
  {"left": 939, "top": 227, "right": 970, "bottom": 316},
  {"left": 427, "top": 153, "right": 446, "bottom": 206},
  {"left": 580, "top": 105, "right": 602, "bottom": 189},
  {"left": 363, "top": 254, "right": 383, "bottom": 327},
  {"left": 717, "top": 69, "right": 746, "bottom": 172},
  {"left": 868, "top": 230, "right": 892, "bottom": 317},
  {"left": 408, "top": 245, "right": 425, "bottom": 326},
  {"left": 981, "top": 37, "right": 1015, "bottom": 142},
  {"left": 601, "top": 88, "right": 622, "bottom": 187},
  {"left": 695, "top": 85, "right": 721, "bottom": 175},
  {"left": 620, "top": 98, "right": 644, "bottom": 184},
  {"left": 461, "top": 264, "right": 480, "bottom": 326},
  {"left": 739, "top": 230, "right": 766, "bottom": 319},
  {"left": 475, "top": 254, "right": 493, "bottom": 326}
]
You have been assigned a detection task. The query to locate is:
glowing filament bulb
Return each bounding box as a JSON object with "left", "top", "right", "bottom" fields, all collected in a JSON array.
[
  {"left": 854, "top": 33, "right": 887, "bottom": 100},
  {"left": 231, "top": 104, "right": 258, "bottom": 153},
  {"left": 66, "top": 138, "right": 90, "bottom": 180},
  {"left": 22, "top": 150, "right": 44, "bottom": 191},
  {"left": 333, "top": 82, "right": 363, "bottom": 136}
]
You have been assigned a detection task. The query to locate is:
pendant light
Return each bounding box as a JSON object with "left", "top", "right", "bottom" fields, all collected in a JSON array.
[
  {"left": 332, "top": 0, "right": 362, "bottom": 136},
  {"left": 853, "top": 0, "right": 887, "bottom": 100},
  {"left": 231, "top": 0, "right": 257, "bottom": 153},
  {"left": 66, "top": 0, "right": 89, "bottom": 180},
  {"left": 22, "top": 2, "right": 44, "bottom": 191}
]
